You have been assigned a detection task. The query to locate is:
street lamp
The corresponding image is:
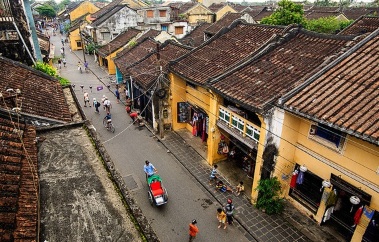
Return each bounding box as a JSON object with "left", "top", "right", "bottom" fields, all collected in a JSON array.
[{"left": 79, "top": 21, "right": 86, "bottom": 63}]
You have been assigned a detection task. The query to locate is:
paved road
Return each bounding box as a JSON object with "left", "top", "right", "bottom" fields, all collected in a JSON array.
[{"left": 53, "top": 34, "right": 251, "bottom": 242}]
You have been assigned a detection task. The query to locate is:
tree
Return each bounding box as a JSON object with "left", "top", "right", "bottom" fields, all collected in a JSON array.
[
  {"left": 58, "top": 0, "right": 72, "bottom": 11},
  {"left": 36, "top": 5, "right": 56, "bottom": 18},
  {"left": 306, "top": 17, "right": 352, "bottom": 34},
  {"left": 261, "top": 0, "right": 306, "bottom": 26},
  {"left": 255, "top": 177, "right": 285, "bottom": 215}
]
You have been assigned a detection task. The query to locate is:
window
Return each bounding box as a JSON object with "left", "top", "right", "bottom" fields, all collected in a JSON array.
[
  {"left": 175, "top": 26, "right": 184, "bottom": 35},
  {"left": 147, "top": 10, "right": 153, "bottom": 18},
  {"left": 159, "top": 10, "right": 167, "bottom": 17},
  {"left": 177, "top": 102, "right": 190, "bottom": 123},
  {"left": 161, "top": 25, "right": 168, "bottom": 31},
  {"left": 76, "top": 41, "right": 82, "bottom": 48},
  {"left": 309, "top": 123, "right": 345, "bottom": 150},
  {"left": 101, "top": 32, "right": 110, "bottom": 41}
]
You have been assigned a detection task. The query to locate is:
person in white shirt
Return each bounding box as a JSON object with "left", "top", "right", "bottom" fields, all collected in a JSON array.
[{"left": 103, "top": 97, "right": 112, "bottom": 113}]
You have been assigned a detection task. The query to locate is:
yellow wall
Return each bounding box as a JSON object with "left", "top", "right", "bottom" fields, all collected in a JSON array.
[
  {"left": 187, "top": 5, "right": 214, "bottom": 24},
  {"left": 69, "top": 28, "right": 82, "bottom": 51},
  {"left": 277, "top": 111, "right": 379, "bottom": 240},
  {"left": 69, "top": 1, "right": 99, "bottom": 22},
  {"left": 216, "top": 6, "right": 236, "bottom": 21}
]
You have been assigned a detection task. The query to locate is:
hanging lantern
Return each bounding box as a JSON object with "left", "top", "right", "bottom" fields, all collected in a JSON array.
[
  {"left": 349, "top": 196, "right": 360, "bottom": 212},
  {"left": 322, "top": 180, "right": 331, "bottom": 188},
  {"left": 299, "top": 165, "right": 308, "bottom": 172}
]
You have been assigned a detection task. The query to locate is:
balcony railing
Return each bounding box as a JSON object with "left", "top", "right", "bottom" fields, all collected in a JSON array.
[{"left": 218, "top": 105, "right": 260, "bottom": 142}]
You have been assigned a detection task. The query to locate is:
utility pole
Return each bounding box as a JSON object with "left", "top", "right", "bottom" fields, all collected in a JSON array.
[{"left": 156, "top": 43, "right": 164, "bottom": 139}]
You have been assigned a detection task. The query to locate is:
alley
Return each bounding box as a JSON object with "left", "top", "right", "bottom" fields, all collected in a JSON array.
[{"left": 52, "top": 33, "right": 251, "bottom": 242}]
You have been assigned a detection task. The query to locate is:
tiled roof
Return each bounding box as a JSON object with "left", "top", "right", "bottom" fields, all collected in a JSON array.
[
  {"left": 283, "top": 29, "right": 379, "bottom": 144},
  {"left": 0, "top": 115, "right": 38, "bottom": 241},
  {"left": 208, "top": 3, "right": 226, "bottom": 13},
  {"left": 310, "top": 6, "right": 341, "bottom": 12},
  {"left": 114, "top": 29, "right": 160, "bottom": 58},
  {"left": 170, "top": 22, "right": 284, "bottom": 85},
  {"left": 179, "top": 2, "right": 197, "bottom": 14},
  {"left": 204, "top": 12, "right": 244, "bottom": 35},
  {"left": 90, "top": 5, "right": 125, "bottom": 26},
  {"left": 0, "top": 57, "right": 72, "bottom": 122},
  {"left": 114, "top": 38, "right": 159, "bottom": 75},
  {"left": 209, "top": 29, "right": 352, "bottom": 113},
  {"left": 253, "top": 8, "right": 274, "bottom": 21},
  {"left": 230, "top": 4, "right": 249, "bottom": 12},
  {"left": 97, "top": 28, "right": 141, "bottom": 57},
  {"left": 305, "top": 11, "right": 340, "bottom": 20},
  {"left": 91, "top": 0, "right": 123, "bottom": 19},
  {"left": 127, "top": 41, "right": 191, "bottom": 89},
  {"left": 342, "top": 7, "right": 373, "bottom": 20},
  {"left": 37, "top": 33, "right": 50, "bottom": 55},
  {"left": 180, "top": 22, "right": 211, "bottom": 47},
  {"left": 339, "top": 16, "right": 379, "bottom": 36}
]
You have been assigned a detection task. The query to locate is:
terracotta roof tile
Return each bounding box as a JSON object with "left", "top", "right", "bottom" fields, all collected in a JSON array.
[
  {"left": 170, "top": 22, "right": 284, "bottom": 85},
  {"left": 91, "top": 0, "right": 123, "bottom": 19},
  {"left": 0, "top": 116, "right": 38, "bottom": 241},
  {"left": 114, "top": 38, "right": 159, "bottom": 75},
  {"left": 230, "top": 4, "right": 249, "bottom": 12},
  {"left": 179, "top": 2, "right": 197, "bottom": 14},
  {"left": 137, "top": 29, "right": 161, "bottom": 42},
  {"left": 205, "top": 12, "right": 245, "bottom": 35},
  {"left": 209, "top": 30, "right": 352, "bottom": 113},
  {"left": 180, "top": 22, "right": 211, "bottom": 47},
  {"left": 0, "top": 57, "right": 72, "bottom": 122},
  {"left": 97, "top": 28, "right": 141, "bottom": 57},
  {"left": 126, "top": 41, "right": 191, "bottom": 89},
  {"left": 208, "top": 3, "right": 226, "bottom": 13},
  {"left": 305, "top": 11, "right": 340, "bottom": 20},
  {"left": 283, "top": 30, "right": 379, "bottom": 144},
  {"left": 339, "top": 16, "right": 379, "bottom": 36},
  {"left": 342, "top": 7, "right": 373, "bottom": 20},
  {"left": 310, "top": 6, "right": 341, "bottom": 12},
  {"left": 253, "top": 8, "right": 274, "bottom": 21}
]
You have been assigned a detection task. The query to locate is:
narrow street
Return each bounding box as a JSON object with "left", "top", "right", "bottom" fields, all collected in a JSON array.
[{"left": 52, "top": 33, "right": 251, "bottom": 241}]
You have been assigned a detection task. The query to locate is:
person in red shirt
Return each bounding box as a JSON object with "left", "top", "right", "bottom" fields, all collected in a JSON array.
[
  {"left": 189, "top": 219, "right": 199, "bottom": 242},
  {"left": 129, "top": 111, "right": 139, "bottom": 121}
]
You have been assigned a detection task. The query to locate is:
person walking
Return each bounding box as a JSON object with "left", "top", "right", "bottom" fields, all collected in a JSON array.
[
  {"left": 188, "top": 219, "right": 199, "bottom": 242},
  {"left": 217, "top": 208, "right": 227, "bottom": 229},
  {"left": 84, "top": 91, "right": 90, "bottom": 107},
  {"left": 62, "top": 58, "right": 67, "bottom": 67},
  {"left": 57, "top": 58, "right": 62, "bottom": 69},
  {"left": 225, "top": 198, "right": 235, "bottom": 225},
  {"left": 93, "top": 98, "right": 100, "bottom": 113},
  {"left": 115, "top": 87, "right": 120, "bottom": 103},
  {"left": 209, "top": 164, "right": 218, "bottom": 185},
  {"left": 103, "top": 97, "right": 112, "bottom": 113}
]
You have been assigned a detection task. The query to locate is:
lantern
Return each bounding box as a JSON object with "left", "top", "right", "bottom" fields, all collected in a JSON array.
[
  {"left": 349, "top": 196, "right": 360, "bottom": 212},
  {"left": 300, "top": 165, "right": 308, "bottom": 172}
]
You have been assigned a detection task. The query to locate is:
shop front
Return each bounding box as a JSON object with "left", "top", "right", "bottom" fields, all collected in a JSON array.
[
  {"left": 177, "top": 102, "right": 208, "bottom": 143},
  {"left": 132, "top": 83, "right": 153, "bottom": 126}
]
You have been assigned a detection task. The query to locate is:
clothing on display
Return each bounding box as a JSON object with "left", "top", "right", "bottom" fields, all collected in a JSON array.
[
  {"left": 354, "top": 206, "right": 364, "bottom": 225},
  {"left": 296, "top": 170, "right": 305, "bottom": 185},
  {"left": 290, "top": 170, "right": 299, "bottom": 188}
]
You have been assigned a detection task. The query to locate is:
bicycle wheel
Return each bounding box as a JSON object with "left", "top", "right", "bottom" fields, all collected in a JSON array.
[
  {"left": 109, "top": 123, "right": 115, "bottom": 133},
  {"left": 103, "top": 119, "right": 107, "bottom": 127}
]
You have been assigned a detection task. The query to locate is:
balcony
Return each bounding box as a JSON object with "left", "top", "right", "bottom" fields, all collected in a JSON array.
[{"left": 217, "top": 105, "right": 260, "bottom": 150}]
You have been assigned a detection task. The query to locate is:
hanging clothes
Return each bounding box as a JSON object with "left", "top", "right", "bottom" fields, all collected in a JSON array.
[
  {"left": 325, "top": 189, "right": 338, "bottom": 207},
  {"left": 296, "top": 170, "right": 304, "bottom": 185},
  {"left": 323, "top": 206, "right": 334, "bottom": 222},
  {"left": 290, "top": 170, "right": 298, "bottom": 188},
  {"left": 354, "top": 206, "right": 364, "bottom": 225}
]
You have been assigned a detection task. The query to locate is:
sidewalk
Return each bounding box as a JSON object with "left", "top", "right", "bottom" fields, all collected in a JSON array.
[{"left": 68, "top": 51, "right": 339, "bottom": 242}]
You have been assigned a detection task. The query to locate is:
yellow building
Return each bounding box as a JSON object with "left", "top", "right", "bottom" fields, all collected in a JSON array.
[
  {"left": 68, "top": 1, "right": 99, "bottom": 22},
  {"left": 277, "top": 29, "right": 379, "bottom": 242},
  {"left": 180, "top": 2, "right": 215, "bottom": 26},
  {"left": 214, "top": 5, "right": 237, "bottom": 21},
  {"left": 68, "top": 16, "right": 90, "bottom": 51},
  {"left": 97, "top": 29, "right": 141, "bottom": 75}
]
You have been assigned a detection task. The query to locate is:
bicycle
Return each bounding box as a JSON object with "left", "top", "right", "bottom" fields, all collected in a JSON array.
[{"left": 103, "top": 117, "right": 115, "bottom": 133}]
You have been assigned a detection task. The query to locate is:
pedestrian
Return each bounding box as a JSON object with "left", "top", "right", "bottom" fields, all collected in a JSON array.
[
  {"left": 103, "top": 97, "right": 112, "bottom": 113},
  {"left": 224, "top": 198, "right": 235, "bottom": 225},
  {"left": 144, "top": 160, "right": 157, "bottom": 177},
  {"left": 235, "top": 181, "right": 244, "bottom": 196},
  {"left": 115, "top": 87, "right": 120, "bottom": 103},
  {"left": 62, "top": 58, "right": 67, "bottom": 67},
  {"left": 217, "top": 208, "right": 227, "bottom": 229},
  {"left": 93, "top": 98, "right": 100, "bottom": 113},
  {"left": 209, "top": 164, "right": 218, "bottom": 185},
  {"left": 188, "top": 219, "right": 199, "bottom": 242},
  {"left": 84, "top": 91, "right": 90, "bottom": 107},
  {"left": 57, "top": 58, "right": 62, "bottom": 69},
  {"left": 101, "top": 95, "right": 107, "bottom": 110},
  {"left": 61, "top": 38, "right": 64, "bottom": 45}
]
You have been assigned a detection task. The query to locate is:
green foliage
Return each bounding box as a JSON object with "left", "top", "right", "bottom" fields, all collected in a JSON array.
[
  {"left": 261, "top": 0, "right": 306, "bottom": 26},
  {"left": 58, "top": 0, "right": 72, "bottom": 11},
  {"left": 63, "top": 23, "right": 71, "bottom": 33},
  {"left": 33, "top": 62, "right": 70, "bottom": 86},
  {"left": 314, "top": 0, "right": 338, "bottom": 6},
  {"left": 36, "top": 4, "right": 56, "bottom": 18},
  {"left": 128, "top": 40, "right": 138, "bottom": 47},
  {"left": 255, "top": 177, "right": 285, "bottom": 215},
  {"left": 305, "top": 17, "right": 352, "bottom": 34},
  {"left": 85, "top": 42, "right": 100, "bottom": 53}
]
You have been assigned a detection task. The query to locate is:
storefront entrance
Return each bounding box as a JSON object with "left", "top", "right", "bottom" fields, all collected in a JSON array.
[{"left": 177, "top": 102, "right": 208, "bottom": 143}]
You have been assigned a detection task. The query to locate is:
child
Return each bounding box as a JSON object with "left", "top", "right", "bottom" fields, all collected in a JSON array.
[
  {"left": 209, "top": 164, "right": 218, "bottom": 185},
  {"left": 62, "top": 58, "right": 66, "bottom": 67},
  {"left": 235, "top": 181, "right": 245, "bottom": 196},
  {"left": 217, "top": 208, "right": 227, "bottom": 229},
  {"left": 216, "top": 180, "right": 232, "bottom": 193}
]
